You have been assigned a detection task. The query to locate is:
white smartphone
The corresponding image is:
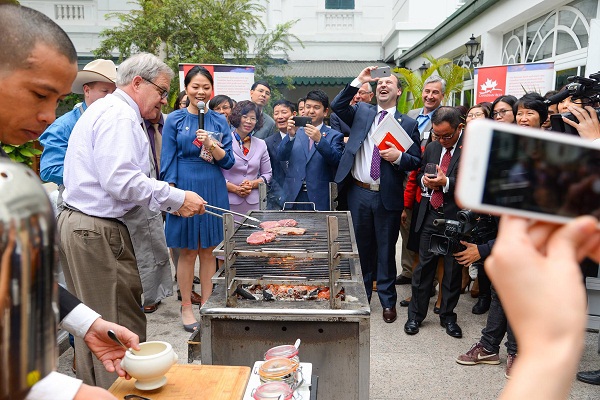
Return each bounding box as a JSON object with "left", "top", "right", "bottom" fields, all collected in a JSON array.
[
  {"left": 456, "top": 119, "right": 600, "bottom": 225},
  {"left": 370, "top": 66, "right": 391, "bottom": 79}
]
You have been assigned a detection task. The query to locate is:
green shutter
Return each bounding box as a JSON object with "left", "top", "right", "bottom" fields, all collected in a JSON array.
[{"left": 325, "top": 0, "right": 355, "bottom": 10}]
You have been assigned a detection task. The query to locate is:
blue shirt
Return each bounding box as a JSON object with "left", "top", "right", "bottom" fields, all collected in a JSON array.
[
  {"left": 39, "top": 102, "right": 86, "bottom": 185},
  {"left": 415, "top": 111, "right": 431, "bottom": 135}
]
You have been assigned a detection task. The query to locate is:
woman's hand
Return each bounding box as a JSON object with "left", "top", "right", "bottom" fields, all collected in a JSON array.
[
  {"left": 195, "top": 129, "right": 213, "bottom": 148},
  {"left": 238, "top": 180, "right": 253, "bottom": 197}
]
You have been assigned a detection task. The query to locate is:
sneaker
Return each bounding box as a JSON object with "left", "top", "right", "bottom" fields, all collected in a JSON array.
[
  {"left": 456, "top": 342, "right": 501, "bottom": 365},
  {"left": 505, "top": 353, "right": 517, "bottom": 379}
]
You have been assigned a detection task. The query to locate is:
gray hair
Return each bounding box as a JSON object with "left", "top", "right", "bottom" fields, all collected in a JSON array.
[
  {"left": 423, "top": 75, "right": 446, "bottom": 94},
  {"left": 0, "top": 4, "right": 77, "bottom": 72},
  {"left": 116, "top": 53, "right": 174, "bottom": 87},
  {"left": 361, "top": 82, "right": 373, "bottom": 93}
]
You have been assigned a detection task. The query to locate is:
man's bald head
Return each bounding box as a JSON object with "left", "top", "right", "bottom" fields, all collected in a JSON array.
[{"left": 0, "top": 4, "right": 77, "bottom": 74}]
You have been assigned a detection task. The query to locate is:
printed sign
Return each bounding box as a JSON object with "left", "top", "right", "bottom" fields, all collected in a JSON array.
[
  {"left": 474, "top": 62, "right": 554, "bottom": 103},
  {"left": 179, "top": 64, "right": 255, "bottom": 103}
]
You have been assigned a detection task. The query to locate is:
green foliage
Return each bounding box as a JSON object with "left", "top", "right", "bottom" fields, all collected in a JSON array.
[
  {"left": 94, "top": 0, "right": 301, "bottom": 109},
  {"left": 1, "top": 141, "right": 41, "bottom": 166},
  {"left": 394, "top": 53, "right": 471, "bottom": 113}
]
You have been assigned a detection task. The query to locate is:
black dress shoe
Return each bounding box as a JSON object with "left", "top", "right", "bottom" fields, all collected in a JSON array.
[
  {"left": 399, "top": 299, "right": 410, "bottom": 307},
  {"left": 577, "top": 369, "right": 600, "bottom": 385},
  {"left": 383, "top": 307, "right": 397, "bottom": 323},
  {"left": 472, "top": 296, "right": 491, "bottom": 314},
  {"left": 433, "top": 306, "right": 440, "bottom": 314},
  {"left": 395, "top": 275, "right": 412, "bottom": 285},
  {"left": 404, "top": 319, "right": 420, "bottom": 335},
  {"left": 441, "top": 321, "right": 463, "bottom": 338}
]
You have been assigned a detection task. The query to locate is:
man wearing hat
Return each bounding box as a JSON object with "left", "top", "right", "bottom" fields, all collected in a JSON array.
[{"left": 39, "top": 59, "right": 117, "bottom": 194}]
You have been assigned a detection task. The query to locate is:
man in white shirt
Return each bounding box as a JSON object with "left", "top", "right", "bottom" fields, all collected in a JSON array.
[
  {"left": 330, "top": 67, "right": 421, "bottom": 323},
  {"left": 0, "top": 4, "right": 141, "bottom": 399},
  {"left": 59, "top": 52, "right": 206, "bottom": 388}
]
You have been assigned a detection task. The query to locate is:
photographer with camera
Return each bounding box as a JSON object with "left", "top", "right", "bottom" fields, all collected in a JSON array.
[
  {"left": 562, "top": 105, "right": 600, "bottom": 141},
  {"left": 405, "top": 106, "right": 465, "bottom": 338},
  {"left": 452, "top": 214, "right": 499, "bottom": 314},
  {"left": 548, "top": 73, "right": 600, "bottom": 141}
]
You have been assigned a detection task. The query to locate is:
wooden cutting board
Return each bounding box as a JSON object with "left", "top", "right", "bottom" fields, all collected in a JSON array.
[{"left": 109, "top": 364, "right": 251, "bottom": 399}]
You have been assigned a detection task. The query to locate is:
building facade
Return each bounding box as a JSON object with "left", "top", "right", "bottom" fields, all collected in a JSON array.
[{"left": 397, "top": 0, "right": 600, "bottom": 106}]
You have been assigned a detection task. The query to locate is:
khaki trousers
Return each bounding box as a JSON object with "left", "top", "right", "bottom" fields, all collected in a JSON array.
[{"left": 58, "top": 209, "right": 146, "bottom": 389}]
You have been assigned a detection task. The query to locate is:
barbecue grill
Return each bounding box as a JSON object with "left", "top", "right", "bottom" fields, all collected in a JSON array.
[{"left": 194, "top": 210, "right": 370, "bottom": 400}]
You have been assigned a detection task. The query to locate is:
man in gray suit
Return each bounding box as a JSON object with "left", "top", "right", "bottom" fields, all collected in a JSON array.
[{"left": 396, "top": 76, "right": 445, "bottom": 286}]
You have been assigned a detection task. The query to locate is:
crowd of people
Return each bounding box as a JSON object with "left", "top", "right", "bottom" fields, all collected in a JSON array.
[{"left": 1, "top": 3, "right": 600, "bottom": 399}]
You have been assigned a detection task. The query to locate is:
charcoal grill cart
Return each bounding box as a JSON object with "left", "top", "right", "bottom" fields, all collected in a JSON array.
[{"left": 193, "top": 211, "right": 370, "bottom": 400}]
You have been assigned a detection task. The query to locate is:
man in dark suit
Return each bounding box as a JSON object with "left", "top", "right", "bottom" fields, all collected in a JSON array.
[
  {"left": 330, "top": 81, "right": 374, "bottom": 137},
  {"left": 396, "top": 76, "right": 446, "bottom": 285},
  {"left": 278, "top": 90, "right": 344, "bottom": 211},
  {"left": 405, "top": 106, "right": 465, "bottom": 338},
  {"left": 265, "top": 99, "right": 295, "bottom": 209},
  {"left": 331, "top": 67, "right": 421, "bottom": 323}
]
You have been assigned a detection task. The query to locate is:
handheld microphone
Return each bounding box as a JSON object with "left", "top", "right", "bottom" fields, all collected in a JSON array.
[
  {"left": 544, "top": 88, "right": 571, "bottom": 105},
  {"left": 197, "top": 101, "right": 205, "bottom": 130}
]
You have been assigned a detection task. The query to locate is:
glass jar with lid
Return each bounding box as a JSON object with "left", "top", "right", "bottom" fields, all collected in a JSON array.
[
  {"left": 264, "top": 344, "right": 300, "bottom": 365},
  {"left": 258, "top": 357, "right": 300, "bottom": 388},
  {"left": 252, "top": 381, "right": 294, "bottom": 400}
]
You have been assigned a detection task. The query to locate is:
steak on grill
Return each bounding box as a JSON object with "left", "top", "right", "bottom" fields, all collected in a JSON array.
[
  {"left": 247, "top": 231, "right": 277, "bottom": 245},
  {"left": 277, "top": 219, "right": 298, "bottom": 227},
  {"left": 259, "top": 221, "right": 281, "bottom": 229},
  {"left": 265, "top": 227, "right": 306, "bottom": 235}
]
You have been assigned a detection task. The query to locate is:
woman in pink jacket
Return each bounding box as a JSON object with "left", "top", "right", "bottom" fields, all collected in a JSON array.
[{"left": 221, "top": 100, "right": 272, "bottom": 219}]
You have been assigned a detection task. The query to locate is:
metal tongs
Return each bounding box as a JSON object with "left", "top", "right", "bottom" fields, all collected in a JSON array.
[{"left": 204, "top": 204, "right": 261, "bottom": 228}]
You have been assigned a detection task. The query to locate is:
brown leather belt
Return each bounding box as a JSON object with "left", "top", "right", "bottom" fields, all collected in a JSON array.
[{"left": 353, "top": 179, "right": 380, "bottom": 192}]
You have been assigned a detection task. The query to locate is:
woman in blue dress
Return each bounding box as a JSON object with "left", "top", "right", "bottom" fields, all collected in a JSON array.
[{"left": 161, "top": 66, "right": 234, "bottom": 332}]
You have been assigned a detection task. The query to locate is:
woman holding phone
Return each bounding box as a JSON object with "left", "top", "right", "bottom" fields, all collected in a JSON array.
[
  {"left": 161, "top": 66, "right": 235, "bottom": 332},
  {"left": 221, "top": 100, "right": 271, "bottom": 219}
]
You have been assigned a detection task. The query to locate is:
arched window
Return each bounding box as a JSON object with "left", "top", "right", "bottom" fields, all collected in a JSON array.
[{"left": 501, "top": 0, "right": 594, "bottom": 64}]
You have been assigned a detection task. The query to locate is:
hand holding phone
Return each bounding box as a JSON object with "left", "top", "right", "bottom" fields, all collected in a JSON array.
[
  {"left": 292, "top": 116, "right": 312, "bottom": 127},
  {"left": 457, "top": 119, "right": 600, "bottom": 226},
  {"left": 422, "top": 163, "right": 438, "bottom": 197},
  {"left": 371, "top": 66, "right": 391, "bottom": 79}
]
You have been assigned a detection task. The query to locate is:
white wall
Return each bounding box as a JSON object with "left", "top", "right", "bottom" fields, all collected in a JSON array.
[{"left": 22, "top": 0, "right": 137, "bottom": 57}]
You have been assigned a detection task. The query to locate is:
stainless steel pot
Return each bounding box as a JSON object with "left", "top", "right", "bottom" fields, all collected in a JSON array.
[{"left": 0, "top": 159, "right": 57, "bottom": 400}]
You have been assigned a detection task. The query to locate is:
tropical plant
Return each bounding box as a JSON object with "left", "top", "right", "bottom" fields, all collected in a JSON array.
[
  {"left": 394, "top": 53, "right": 471, "bottom": 113},
  {"left": 1, "top": 142, "right": 41, "bottom": 166},
  {"left": 94, "top": 0, "right": 301, "bottom": 107}
]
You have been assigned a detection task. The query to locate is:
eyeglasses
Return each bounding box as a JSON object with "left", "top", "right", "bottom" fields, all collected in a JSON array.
[
  {"left": 241, "top": 115, "right": 257, "bottom": 123},
  {"left": 430, "top": 128, "right": 457, "bottom": 141},
  {"left": 142, "top": 77, "right": 168, "bottom": 100},
  {"left": 467, "top": 112, "right": 485, "bottom": 119},
  {"left": 491, "top": 109, "right": 512, "bottom": 118}
]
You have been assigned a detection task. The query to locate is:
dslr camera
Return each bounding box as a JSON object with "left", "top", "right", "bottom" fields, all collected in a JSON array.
[
  {"left": 549, "top": 72, "right": 600, "bottom": 135},
  {"left": 428, "top": 210, "right": 497, "bottom": 256}
]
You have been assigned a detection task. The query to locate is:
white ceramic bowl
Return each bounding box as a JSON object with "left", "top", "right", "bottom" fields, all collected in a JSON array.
[{"left": 120, "top": 341, "right": 178, "bottom": 390}]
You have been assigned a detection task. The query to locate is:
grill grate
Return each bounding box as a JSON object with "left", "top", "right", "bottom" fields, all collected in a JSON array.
[
  {"left": 218, "top": 257, "right": 352, "bottom": 280},
  {"left": 214, "top": 211, "right": 358, "bottom": 257}
]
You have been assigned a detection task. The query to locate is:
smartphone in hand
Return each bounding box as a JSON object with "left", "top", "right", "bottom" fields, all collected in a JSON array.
[
  {"left": 457, "top": 119, "right": 600, "bottom": 226},
  {"left": 371, "top": 66, "right": 391, "bottom": 79},
  {"left": 292, "top": 116, "right": 312, "bottom": 127}
]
